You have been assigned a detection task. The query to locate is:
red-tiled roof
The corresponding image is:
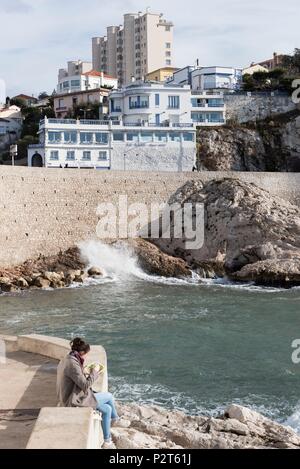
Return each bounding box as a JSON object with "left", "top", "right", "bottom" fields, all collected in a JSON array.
[
  {"left": 83, "top": 70, "right": 117, "bottom": 79},
  {"left": 13, "top": 94, "right": 38, "bottom": 101}
]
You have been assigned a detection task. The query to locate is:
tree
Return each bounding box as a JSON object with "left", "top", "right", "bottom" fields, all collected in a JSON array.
[{"left": 38, "top": 92, "right": 49, "bottom": 100}]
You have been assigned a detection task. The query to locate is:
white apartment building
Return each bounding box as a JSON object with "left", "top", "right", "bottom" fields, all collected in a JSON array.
[
  {"left": 27, "top": 117, "right": 196, "bottom": 172},
  {"left": 110, "top": 81, "right": 226, "bottom": 126},
  {"left": 92, "top": 11, "right": 174, "bottom": 86},
  {"left": 109, "top": 82, "right": 193, "bottom": 126},
  {"left": 57, "top": 60, "right": 117, "bottom": 95},
  {"left": 168, "top": 66, "right": 242, "bottom": 92}
]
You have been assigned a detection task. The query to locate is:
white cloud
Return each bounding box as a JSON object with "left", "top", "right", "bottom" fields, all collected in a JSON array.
[{"left": 0, "top": 0, "right": 298, "bottom": 96}]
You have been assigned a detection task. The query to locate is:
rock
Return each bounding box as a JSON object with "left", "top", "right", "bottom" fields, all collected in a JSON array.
[
  {"left": 34, "top": 277, "right": 51, "bottom": 289},
  {"left": 225, "top": 405, "right": 266, "bottom": 425},
  {"left": 130, "top": 239, "right": 192, "bottom": 278},
  {"left": 196, "top": 111, "right": 300, "bottom": 172},
  {"left": 88, "top": 267, "right": 104, "bottom": 277},
  {"left": 114, "top": 419, "right": 131, "bottom": 429},
  {"left": 1, "top": 282, "right": 17, "bottom": 293},
  {"left": 74, "top": 272, "right": 88, "bottom": 283},
  {"left": 232, "top": 258, "right": 300, "bottom": 287},
  {"left": 153, "top": 179, "right": 300, "bottom": 287},
  {"left": 43, "top": 271, "right": 63, "bottom": 283},
  {"left": 15, "top": 277, "right": 29, "bottom": 289},
  {"left": 111, "top": 403, "right": 300, "bottom": 450},
  {"left": 209, "top": 417, "right": 249, "bottom": 436}
]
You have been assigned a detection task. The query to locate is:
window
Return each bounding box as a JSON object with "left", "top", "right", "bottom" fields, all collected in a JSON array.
[
  {"left": 155, "top": 132, "right": 168, "bottom": 142},
  {"left": 183, "top": 132, "right": 194, "bottom": 142},
  {"left": 58, "top": 98, "right": 65, "bottom": 108},
  {"left": 66, "top": 151, "right": 75, "bottom": 161},
  {"left": 140, "top": 132, "right": 153, "bottom": 143},
  {"left": 64, "top": 131, "right": 77, "bottom": 144},
  {"left": 82, "top": 151, "right": 91, "bottom": 161},
  {"left": 63, "top": 81, "right": 69, "bottom": 89},
  {"left": 166, "top": 51, "right": 171, "bottom": 57},
  {"left": 207, "top": 98, "right": 224, "bottom": 108},
  {"left": 166, "top": 60, "right": 172, "bottom": 66},
  {"left": 155, "top": 114, "right": 160, "bottom": 125},
  {"left": 50, "top": 151, "right": 59, "bottom": 160},
  {"left": 169, "top": 132, "right": 181, "bottom": 142},
  {"left": 165, "top": 26, "right": 171, "bottom": 31},
  {"left": 166, "top": 42, "right": 171, "bottom": 49},
  {"left": 168, "top": 96, "right": 180, "bottom": 109},
  {"left": 126, "top": 132, "right": 139, "bottom": 142},
  {"left": 95, "top": 133, "right": 108, "bottom": 145},
  {"left": 71, "top": 79, "right": 80, "bottom": 87},
  {"left": 80, "top": 132, "right": 93, "bottom": 144},
  {"left": 191, "top": 98, "right": 206, "bottom": 108},
  {"left": 155, "top": 94, "right": 160, "bottom": 106},
  {"left": 99, "top": 151, "right": 108, "bottom": 161},
  {"left": 113, "top": 132, "right": 125, "bottom": 141},
  {"left": 129, "top": 96, "right": 149, "bottom": 109},
  {"left": 48, "top": 132, "right": 61, "bottom": 143}
]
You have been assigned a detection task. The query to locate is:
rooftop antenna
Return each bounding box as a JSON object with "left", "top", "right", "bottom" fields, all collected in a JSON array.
[{"left": 146, "top": 6, "right": 150, "bottom": 13}]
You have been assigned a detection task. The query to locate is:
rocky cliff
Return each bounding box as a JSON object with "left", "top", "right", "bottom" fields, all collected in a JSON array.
[
  {"left": 111, "top": 403, "right": 300, "bottom": 449},
  {"left": 197, "top": 110, "right": 300, "bottom": 172}
]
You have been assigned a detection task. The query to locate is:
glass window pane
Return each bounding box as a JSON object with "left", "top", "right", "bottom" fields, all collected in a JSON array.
[
  {"left": 64, "top": 131, "right": 77, "bottom": 143},
  {"left": 48, "top": 132, "right": 61, "bottom": 143},
  {"left": 154, "top": 132, "right": 168, "bottom": 142},
  {"left": 183, "top": 132, "right": 194, "bottom": 142},
  {"left": 127, "top": 132, "right": 139, "bottom": 142},
  {"left": 80, "top": 132, "right": 93, "bottom": 144},
  {"left": 99, "top": 151, "right": 108, "bottom": 161},
  {"left": 113, "top": 132, "right": 124, "bottom": 141},
  {"left": 95, "top": 133, "right": 108, "bottom": 144},
  {"left": 140, "top": 132, "right": 153, "bottom": 143},
  {"left": 169, "top": 132, "right": 181, "bottom": 142},
  {"left": 82, "top": 151, "right": 91, "bottom": 160}
]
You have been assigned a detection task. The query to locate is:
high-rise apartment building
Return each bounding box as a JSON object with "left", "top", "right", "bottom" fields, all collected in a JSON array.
[{"left": 92, "top": 11, "right": 174, "bottom": 86}]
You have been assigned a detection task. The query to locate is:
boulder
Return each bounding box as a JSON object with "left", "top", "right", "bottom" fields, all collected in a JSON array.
[
  {"left": 34, "top": 277, "right": 51, "bottom": 289},
  {"left": 88, "top": 267, "right": 104, "bottom": 277},
  {"left": 153, "top": 179, "right": 300, "bottom": 287},
  {"left": 130, "top": 239, "right": 192, "bottom": 278},
  {"left": 43, "top": 271, "right": 63, "bottom": 283},
  {"left": 15, "top": 277, "right": 29, "bottom": 289}
]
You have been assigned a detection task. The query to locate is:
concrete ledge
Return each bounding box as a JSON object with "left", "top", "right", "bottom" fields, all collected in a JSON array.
[
  {"left": 18, "top": 334, "right": 108, "bottom": 393},
  {"left": 26, "top": 408, "right": 103, "bottom": 449},
  {"left": 0, "top": 335, "right": 18, "bottom": 352}
]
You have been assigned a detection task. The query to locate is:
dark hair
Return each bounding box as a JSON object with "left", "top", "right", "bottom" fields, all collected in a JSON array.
[{"left": 70, "top": 338, "right": 90, "bottom": 354}]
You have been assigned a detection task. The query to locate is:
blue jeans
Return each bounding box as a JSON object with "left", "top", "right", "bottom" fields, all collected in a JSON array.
[{"left": 94, "top": 392, "right": 119, "bottom": 441}]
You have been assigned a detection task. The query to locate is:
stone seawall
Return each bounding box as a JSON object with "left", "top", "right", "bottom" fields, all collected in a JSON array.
[
  {"left": 224, "top": 93, "right": 297, "bottom": 123},
  {"left": 0, "top": 166, "right": 299, "bottom": 267}
]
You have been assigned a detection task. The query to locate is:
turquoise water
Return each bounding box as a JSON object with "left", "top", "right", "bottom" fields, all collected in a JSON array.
[{"left": 1, "top": 272, "right": 300, "bottom": 429}]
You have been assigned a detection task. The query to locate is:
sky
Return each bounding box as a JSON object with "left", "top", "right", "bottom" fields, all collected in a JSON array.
[{"left": 0, "top": 0, "right": 299, "bottom": 97}]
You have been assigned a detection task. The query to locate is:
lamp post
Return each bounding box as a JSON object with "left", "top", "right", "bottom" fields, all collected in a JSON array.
[{"left": 10, "top": 144, "right": 18, "bottom": 166}]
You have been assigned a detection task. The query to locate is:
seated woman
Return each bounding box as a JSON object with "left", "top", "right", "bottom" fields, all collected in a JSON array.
[{"left": 57, "top": 337, "right": 119, "bottom": 449}]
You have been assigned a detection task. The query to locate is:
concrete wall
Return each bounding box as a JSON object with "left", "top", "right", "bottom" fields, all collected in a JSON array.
[
  {"left": 225, "top": 93, "right": 297, "bottom": 123},
  {"left": 0, "top": 166, "right": 299, "bottom": 267},
  {"left": 111, "top": 144, "right": 196, "bottom": 171}
]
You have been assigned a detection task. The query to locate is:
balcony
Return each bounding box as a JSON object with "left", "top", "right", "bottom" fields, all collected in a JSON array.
[{"left": 129, "top": 103, "right": 149, "bottom": 110}]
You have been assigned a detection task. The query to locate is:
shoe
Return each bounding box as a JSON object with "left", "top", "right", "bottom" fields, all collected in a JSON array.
[
  {"left": 111, "top": 418, "right": 120, "bottom": 428},
  {"left": 102, "top": 440, "right": 116, "bottom": 450}
]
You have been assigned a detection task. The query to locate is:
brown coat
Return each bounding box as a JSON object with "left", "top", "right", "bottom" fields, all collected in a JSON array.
[{"left": 57, "top": 354, "right": 99, "bottom": 409}]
